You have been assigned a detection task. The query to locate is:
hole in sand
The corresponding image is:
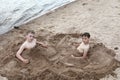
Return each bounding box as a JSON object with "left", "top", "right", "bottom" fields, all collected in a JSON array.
[{"left": 0, "top": 33, "right": 119, "bottom": 80}]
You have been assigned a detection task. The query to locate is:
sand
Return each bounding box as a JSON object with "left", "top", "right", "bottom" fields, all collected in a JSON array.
[{"left": 0, "top": 0, "right": 120, "bottom": 80}]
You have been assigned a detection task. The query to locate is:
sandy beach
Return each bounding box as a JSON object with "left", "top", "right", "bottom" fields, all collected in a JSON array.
[{"left": 0, "top": 0, "right": 120, "bottom": 80}]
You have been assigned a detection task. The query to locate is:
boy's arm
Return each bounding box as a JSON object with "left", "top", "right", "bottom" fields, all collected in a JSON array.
[
  {"left": 36, "top": 41, "right": 44, "bottom": 45},
  {"left": 83, "top": 49, "right": 89, "bottom": 58},
  {"left": 36, "top": 41, "right": 47, "bottom": 48},
  {"left": 16, "top": 45, "right": 27, "bottom": 62},
  {"left": 71, "top": 42, "right": 81, "bottom": 48}
]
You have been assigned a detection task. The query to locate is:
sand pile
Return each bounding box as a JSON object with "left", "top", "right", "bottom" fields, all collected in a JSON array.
[{"left": 0, "top": 31, "right": 119, "bottom": 80}]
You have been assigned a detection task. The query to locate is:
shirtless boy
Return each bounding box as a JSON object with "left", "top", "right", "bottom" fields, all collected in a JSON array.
[
  {"left": 16, "top": 30, "right": 47, "bottom": 63},
  {"left": 72, "top": 32, "right": 90, "bottom": 59}
]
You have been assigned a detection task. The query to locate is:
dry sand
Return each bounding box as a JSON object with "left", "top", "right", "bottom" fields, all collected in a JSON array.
[{"left": 0, "top": 0, "right": 120, "bottom": 80}]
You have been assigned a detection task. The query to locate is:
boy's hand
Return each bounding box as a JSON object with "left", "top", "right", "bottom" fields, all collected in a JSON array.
[
  {"left": 71, "top": 42, "right": 80, "bottom": 47},
  {"left": 42, "top": 45, "right": 48, "bottom": 48},
  {"left": 82, "top": 55, "right": 88, "bottom": 59},
  {"left": 37, "top": 41, "right": 48, "bottom": 48},
  {"left": 22, "top": 59, "right": 29, "bottom": 64}
]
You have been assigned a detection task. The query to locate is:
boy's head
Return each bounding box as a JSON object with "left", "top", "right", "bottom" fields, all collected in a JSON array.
[
  {"left": 82, "top": 32, "right": 90, "bottom": 44},
  {"left": 26, "top": 30, "right": 35, "bottom": 41}
]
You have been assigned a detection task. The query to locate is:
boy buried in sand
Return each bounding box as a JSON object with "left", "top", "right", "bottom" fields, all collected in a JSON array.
[
  {"left": 64, "top": 32, "right": 90, "bottom": 66},
  {"left": 71, "top": 32, "right": 90, "bottom": 59},
  {"left": 16, "top": 30, "right": 47, "bottom": 64}
]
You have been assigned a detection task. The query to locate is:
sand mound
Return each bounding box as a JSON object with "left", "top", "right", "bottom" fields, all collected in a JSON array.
[{"left": 0, "top": 33, "right": 119, "bottom": 80}]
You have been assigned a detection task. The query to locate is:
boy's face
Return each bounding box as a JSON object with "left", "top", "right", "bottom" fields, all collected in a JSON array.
[
  {"left": 82, "top": 36, "right": 89, "bottom": 44},
  {"left": 26, "top": 33, "right": 34, "bottom": 41}
]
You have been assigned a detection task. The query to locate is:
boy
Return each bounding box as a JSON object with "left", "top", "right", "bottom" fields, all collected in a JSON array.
[
  {"left": 71, "top": 32, "right": 90, "bottom": 59},
  {"left": 16, "top": 30, "right": 47, "bottom": 64}
]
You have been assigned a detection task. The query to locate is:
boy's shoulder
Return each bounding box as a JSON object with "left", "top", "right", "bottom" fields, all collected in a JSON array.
[
  {"left": 34, "top": 38, "right": 37, "bottom": 41},
  {"left": 21, "top": 41, "right": 27, "bottom": 47}
]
